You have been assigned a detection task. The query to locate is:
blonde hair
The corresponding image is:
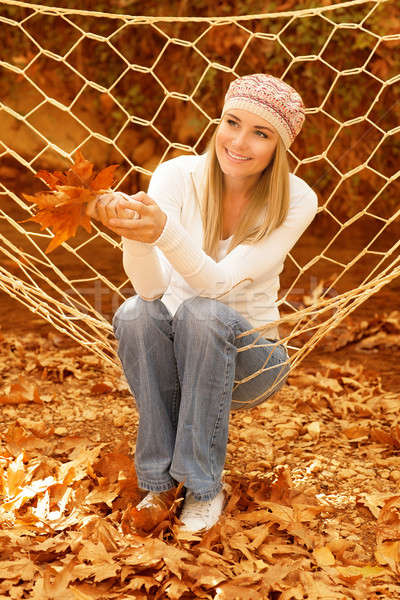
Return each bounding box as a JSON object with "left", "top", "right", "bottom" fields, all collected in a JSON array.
[{"left": 199, "top": 127, "right": 291, "bottom": 261}]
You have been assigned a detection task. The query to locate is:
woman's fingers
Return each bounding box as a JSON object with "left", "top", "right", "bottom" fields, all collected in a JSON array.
[
  {"left": 108, "top": 216, "right": 139, "bottom": 228},
  {"left": 95, "top": 193, "right": 113, "bottom": 224},
  {"left": 86, "top": 192, "right": 112, "bottom": 221},
  {"left": 97, "top": 194, "right": 143, "bottom": 223},
  {"left": 86, "top": 192, "right": 148, "bottom": 240},
  {"left": 104, "top": 196, "right": 121, "bottom": 221},
  {"left": 117, "top": 198, "right": 144, "bottom": 216},
  {"left": 86, "top": 197, "right": 99, "bottom": 219},
  {"left": 115, "top": 197, "right": 140, "bottom": 219},
  {"left": 118, "top": 207, "right": 140, "bottom": 219}
]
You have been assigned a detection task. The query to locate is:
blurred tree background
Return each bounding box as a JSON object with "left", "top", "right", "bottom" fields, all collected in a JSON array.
[{"left": 0, "top": 0, "right": 399, "bottom": 235}]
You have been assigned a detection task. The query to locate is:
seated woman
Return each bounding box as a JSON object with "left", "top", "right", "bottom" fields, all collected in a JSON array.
[{"left": 86, "top": 73, "right": 318, "bottom": 534}]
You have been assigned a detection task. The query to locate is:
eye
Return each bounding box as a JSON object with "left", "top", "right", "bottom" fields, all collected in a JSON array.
[{"left": 226, "top": 118, "right": 268, "bottom": 139}]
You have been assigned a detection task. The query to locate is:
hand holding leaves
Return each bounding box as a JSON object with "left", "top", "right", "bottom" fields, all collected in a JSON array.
[{"left": 95, "top": 191, "right": 167, "bottom": 244}]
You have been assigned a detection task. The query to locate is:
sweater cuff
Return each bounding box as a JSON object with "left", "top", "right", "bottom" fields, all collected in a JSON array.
[{"left": 149, "top": 212, "right": 180, "bottom": 250}]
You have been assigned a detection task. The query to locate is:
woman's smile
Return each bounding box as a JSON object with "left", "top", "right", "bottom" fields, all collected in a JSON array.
[{"left": 225, "top": 148, "right": 252, "bottom": 162}]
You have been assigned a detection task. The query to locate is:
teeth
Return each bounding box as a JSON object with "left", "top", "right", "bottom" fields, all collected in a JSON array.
[{"left": 227, "top": 149, "right": 249, "bottom": 161}]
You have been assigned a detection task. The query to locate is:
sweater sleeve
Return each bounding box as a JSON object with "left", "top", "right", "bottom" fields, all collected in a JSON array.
[
  {"left": 148, "top": 173, "right": 319, "bottom": 300},
  {"left": 121, "top": 162, "right": 181, "bottom": 300}
]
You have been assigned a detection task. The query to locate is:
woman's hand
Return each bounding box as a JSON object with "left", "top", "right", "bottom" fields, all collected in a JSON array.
[{"left": 86, "top": 191, "right": 167, "bottom": 244}]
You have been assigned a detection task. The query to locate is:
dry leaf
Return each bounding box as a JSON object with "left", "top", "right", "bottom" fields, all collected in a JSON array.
[
  {"left": 336, "top": 565, "right": 390, "bottom": 580},
  {"left": 20, "top": 150, "right": 119, "bottom": 253},
  {"left": 215, "top": 582, "right": 264, "bottom": 599},
  {"left": 314, "top": 545, "right": 335, "bottom": 566},
  {"left": 90, "top": 382, "right": 113, "bottom": 395},
  {"left": 375, "top": 541, "right": 400, "bottom": 572},
  {"left": 306, "top": 421, "right": 321, "bottom": 440},
  {"left": 0, "top": 378, "right": 43, "bottom": 405}
]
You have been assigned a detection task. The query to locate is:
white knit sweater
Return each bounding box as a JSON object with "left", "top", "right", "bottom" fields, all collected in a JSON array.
[{"left": 121, "top": 152, "right": 318, "bottom": 340}]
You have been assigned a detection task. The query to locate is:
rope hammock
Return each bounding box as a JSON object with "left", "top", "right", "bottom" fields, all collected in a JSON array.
[{"left": 0, "top": 0, "right": 399, "bottom": 404}]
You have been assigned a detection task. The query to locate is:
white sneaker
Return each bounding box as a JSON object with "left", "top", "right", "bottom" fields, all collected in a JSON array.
[
  {"left": 136, "top": 491, "right": 169, "bottom": 510},
  {"left": 179, "top": 489, "right": 225, "bottom": 532}
]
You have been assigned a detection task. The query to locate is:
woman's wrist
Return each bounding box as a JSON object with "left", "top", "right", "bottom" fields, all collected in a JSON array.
[{"left": 149, "top": 210, "right": 168, "bottom": 246}]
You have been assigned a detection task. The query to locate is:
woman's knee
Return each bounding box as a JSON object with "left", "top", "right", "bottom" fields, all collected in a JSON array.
[
  {"left": 231, "top": 353, "right": 290, "bottom": 411},
  {"left": 113, "top": 296, "right": 142, "bottom": 326},
  {"left": 112, "top": 296, "right": 167, "bottom": 337},
  {"left": 230, "top": 380, "right": 284, "bottom": 411},
  {"left": 173, "top": 296, "right": 234, "bottom": 331}
]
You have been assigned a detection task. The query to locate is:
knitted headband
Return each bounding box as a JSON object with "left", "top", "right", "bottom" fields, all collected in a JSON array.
[{"left": 221, "top": 73, "right": 306, "bottom": 150}]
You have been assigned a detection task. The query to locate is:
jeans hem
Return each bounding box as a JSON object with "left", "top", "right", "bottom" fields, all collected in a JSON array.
[
  {"left": 171, "top": 473, "right": 223, "bottom": 501},
  {"left": 137, "top": 477, "right": 176, "bottom": 493},
  {"left": 189, "top": 481, "right": 223, "bottom": 502}
]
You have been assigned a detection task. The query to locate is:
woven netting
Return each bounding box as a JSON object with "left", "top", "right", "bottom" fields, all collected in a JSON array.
[{"left": 0, "top": 0, "right": 399, "bottom": 404}]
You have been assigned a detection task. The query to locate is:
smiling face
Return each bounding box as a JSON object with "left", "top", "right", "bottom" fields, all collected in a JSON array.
[{"left": 215, "top": 108, "right": 279, "bottom": 194}]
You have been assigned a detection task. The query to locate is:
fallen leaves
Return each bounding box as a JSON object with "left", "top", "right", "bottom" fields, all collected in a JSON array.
[
  {"left": 0, "top": 426, "right": 377, "bottom": 599},
  {"left": 21, "top": 150, "right": 119, "bottom": 253},
  {"left": 1, "top": 331, "right": 400, "bottom": 598},
  {"left": 121, "top": 485, "right": 184, "bottom": 535},
  {"left": 314, "top": 545, "right": 336, "bottom": 566},
  {"left": 91, "top": 382, "right": 113, "bottom": 395},
  {"left": 320, "top": 310, "right": 400, "bottom": 353},
  {"left": 0, "top": 377, "right": 43, "bottom": 405}
]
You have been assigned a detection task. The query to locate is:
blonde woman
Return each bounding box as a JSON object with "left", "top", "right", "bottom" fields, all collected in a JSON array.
[{"left": 87, "top": 73, "right": 318, "bottom": 533}]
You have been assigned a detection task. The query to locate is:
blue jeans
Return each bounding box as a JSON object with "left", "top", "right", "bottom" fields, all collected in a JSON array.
[{"left": 112, "top": 295, "right": 290, "bottom": 501}]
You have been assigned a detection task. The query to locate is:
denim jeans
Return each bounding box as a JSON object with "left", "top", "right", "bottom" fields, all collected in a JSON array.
[{"left": 112, "top": 295, "right": 290, "bottom": 501}]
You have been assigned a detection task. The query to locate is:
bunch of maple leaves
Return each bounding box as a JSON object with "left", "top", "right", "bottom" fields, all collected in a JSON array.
[{"left": 22, "top": 150, "right": 119, "bottom": 254}]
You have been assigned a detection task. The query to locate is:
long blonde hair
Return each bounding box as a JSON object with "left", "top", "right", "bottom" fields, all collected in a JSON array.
[{"left": 199, "top": 126, "right": 291, "bottom": 261}]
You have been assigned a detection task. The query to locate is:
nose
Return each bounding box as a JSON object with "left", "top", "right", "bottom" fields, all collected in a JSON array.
[{"left": 231, "top": 130, "right": 249, "bottom": 153}]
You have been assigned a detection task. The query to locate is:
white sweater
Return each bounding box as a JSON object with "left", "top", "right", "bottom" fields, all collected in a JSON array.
[{"left": 122, "top": 152, "right": 318, "bottom": 340}]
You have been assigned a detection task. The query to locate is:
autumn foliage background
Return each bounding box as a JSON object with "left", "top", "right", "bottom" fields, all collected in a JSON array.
[
  {"left": 0, "top": 1, "right": 400, "bottom": 599},
  {"left": 1, "top": 0, "right": 399, "bottom": 234}
]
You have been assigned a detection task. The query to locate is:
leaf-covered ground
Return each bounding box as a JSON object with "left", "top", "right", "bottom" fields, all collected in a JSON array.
[{"left": 1, "top": 312, "right": 400, "bottom": 600}]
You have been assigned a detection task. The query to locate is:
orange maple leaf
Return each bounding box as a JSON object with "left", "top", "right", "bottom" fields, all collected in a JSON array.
[
  {"left": 20, "top": 150, "right": 119, "bottom": 253},
  {"left": 121, "top": 483, "right": 185, "bottom": 535}
]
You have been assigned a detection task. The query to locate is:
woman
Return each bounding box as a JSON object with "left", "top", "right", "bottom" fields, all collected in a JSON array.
[{"left": 87, "top": 73, "right": 318, "bottom": 533}]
